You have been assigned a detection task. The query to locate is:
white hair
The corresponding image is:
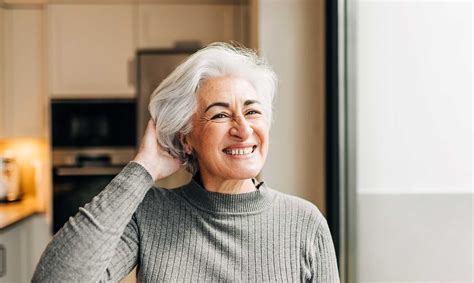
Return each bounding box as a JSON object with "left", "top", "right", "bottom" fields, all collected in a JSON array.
[{"left": 148, "top": 42, "right": 277, "bottom": 175}]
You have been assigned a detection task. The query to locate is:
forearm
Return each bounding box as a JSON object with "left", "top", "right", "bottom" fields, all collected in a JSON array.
[{"left": 32, "top": 161, "right": 153, "bottom": 282}]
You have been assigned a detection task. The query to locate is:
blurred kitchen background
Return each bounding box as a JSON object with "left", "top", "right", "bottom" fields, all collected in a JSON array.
[{"left": 0, "top": 0, "right": 471, "bottom": 282}]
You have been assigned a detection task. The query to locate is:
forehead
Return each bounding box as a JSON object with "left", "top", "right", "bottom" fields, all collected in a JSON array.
[{"left": 196, "top": 76, "right": 259, "bottom": 106}]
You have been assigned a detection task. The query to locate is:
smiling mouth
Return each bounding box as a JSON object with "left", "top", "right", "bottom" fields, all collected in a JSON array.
[{"left": 223, "top": 145, "right": 257, "bottom": 156}]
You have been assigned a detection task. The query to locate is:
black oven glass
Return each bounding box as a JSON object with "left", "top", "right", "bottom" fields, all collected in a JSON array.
[{"left": 51, "top": 99, "right": 136, "bottom": 147}]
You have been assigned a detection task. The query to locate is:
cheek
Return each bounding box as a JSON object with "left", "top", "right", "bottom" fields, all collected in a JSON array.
[
  {"left": 253, "top": 121, "right": 270, "bottom": 143},
  {"left": 208, "top": 124, "right": 229, "bottom": 140},
  {"left": 194, "top": 125, "right": 227, "bottom": 151}
]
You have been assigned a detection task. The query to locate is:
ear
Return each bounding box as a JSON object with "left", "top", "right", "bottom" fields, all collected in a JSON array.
[{"left": 178, "top": 133, "right": 193, "bottom": 154}]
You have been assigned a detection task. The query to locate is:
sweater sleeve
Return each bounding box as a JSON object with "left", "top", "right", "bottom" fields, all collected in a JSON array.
[
  {"left": 32, "top": 161, "right": 154, "bottom": 282},
  {"left": 308, "top": 218, "right": 340, "bottom": 282}
]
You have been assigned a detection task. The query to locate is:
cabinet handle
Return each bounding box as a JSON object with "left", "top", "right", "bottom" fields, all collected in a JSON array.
[{"left": 0, "top": 244, "right": 5, "bottom": 277}]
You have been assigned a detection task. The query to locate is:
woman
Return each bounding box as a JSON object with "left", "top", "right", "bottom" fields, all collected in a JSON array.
[{"left": 33, "top": 43, "right": 339, "bottom": 282}]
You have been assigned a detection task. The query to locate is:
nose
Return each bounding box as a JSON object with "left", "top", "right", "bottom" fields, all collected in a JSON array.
[{"left": 229, "top": 115, "right": 253, "bottom": 140}]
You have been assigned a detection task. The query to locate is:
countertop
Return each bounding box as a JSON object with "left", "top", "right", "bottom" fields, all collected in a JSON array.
[{"left": 0, "top": 196, "right": 45, "bottom": 230}]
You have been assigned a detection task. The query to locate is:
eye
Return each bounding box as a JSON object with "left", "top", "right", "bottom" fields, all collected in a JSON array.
[
  {"left": 245, "top": 110, "right": 262, "bottom": 116},
  {"left": 211, "top": 113, "right": 230, "bottom": 120}
]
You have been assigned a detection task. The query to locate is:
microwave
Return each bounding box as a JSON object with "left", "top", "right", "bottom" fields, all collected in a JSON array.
[{"left": 51, "top": 99, "right": 137, "bottom": 148}]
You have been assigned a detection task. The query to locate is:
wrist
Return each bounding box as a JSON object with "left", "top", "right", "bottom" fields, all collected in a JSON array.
[{"left": 132, "top": 159, "right": 157, "bottom": 181}]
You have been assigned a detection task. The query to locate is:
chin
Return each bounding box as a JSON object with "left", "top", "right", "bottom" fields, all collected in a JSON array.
[{"left": 227, "top": 166, "right": 261, "bottom": 180}]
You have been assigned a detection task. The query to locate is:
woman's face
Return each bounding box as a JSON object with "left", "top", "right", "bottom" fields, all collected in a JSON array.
[{"left": 185, "top": 76, "right": 270, "bottom": 183}]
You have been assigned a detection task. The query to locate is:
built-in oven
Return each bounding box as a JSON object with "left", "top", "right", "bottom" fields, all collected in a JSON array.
[{"left": 51, "top": 99, "right": 137, "bottom": 233}]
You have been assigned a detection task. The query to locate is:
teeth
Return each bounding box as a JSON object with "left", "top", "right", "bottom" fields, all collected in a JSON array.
[{"left": 225, "top": 147, "right": 254, "bottom": 156}]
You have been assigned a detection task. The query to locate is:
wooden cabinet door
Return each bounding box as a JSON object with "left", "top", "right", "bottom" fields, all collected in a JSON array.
[
  {"left": 0, "top": 7, "right": 5, "bottom": 138},
  {"left": 0, "top": 214, "right": 50, "bottom": 281},
  {"left": 48, "top": 4, "right": 135, "bottom": 98},
  {"left": 1, "top": 8, "right": 46, "bottom": 139},
  {"left": 0, "top": 220, "right": 28, "bottom": 282},
  {"left": 23, "top": 214, "right": 51, "bottom": 278},
  {"left": 137, "top": 4, "right": 247, "bottom": 49}
]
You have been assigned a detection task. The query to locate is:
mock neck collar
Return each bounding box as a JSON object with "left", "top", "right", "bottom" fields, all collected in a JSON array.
[{"left": 180, "top": 178, "right": 276, "bottom": 215}]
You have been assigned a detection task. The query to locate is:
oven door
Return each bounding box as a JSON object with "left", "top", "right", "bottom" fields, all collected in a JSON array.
[{"left": 52, "top": 166, "right": 122, "bottom": 233}]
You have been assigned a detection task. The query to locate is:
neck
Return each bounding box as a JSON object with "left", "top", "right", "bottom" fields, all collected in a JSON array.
[{"left": 196, "top": 173, "right": 256, "bottom": 194}]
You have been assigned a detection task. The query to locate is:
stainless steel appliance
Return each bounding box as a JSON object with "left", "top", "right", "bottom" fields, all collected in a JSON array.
[
  {"left": 136, "top": 49, "right": 196, "bottom": 141},
  {"left": 51, "top": 99, "right": 136, "bottom": 233},
  {"left": 52, "top": 148, "right": 135, "bottom": 232},
  {"left": 0, "top": 157, "right": 21, "bottom": 202},
  {"left": 136, "top": 49, "right": 196, "bottom": 188}
]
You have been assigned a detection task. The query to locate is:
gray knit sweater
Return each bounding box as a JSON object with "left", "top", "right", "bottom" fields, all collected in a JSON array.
[{"left": 33, "top": 162, "right": 339, "bottom": 282}]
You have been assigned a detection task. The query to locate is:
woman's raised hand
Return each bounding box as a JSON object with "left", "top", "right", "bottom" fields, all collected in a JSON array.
[{"left": 133, "top": 119, "right": 182, "bottom": 181}]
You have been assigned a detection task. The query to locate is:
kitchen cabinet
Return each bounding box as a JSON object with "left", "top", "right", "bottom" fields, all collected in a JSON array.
[
  {"left": 48, "top": 4, "right": 136, "bottom": 98},
  {"left": 137, "top": 4, "right": 249, "bottom": 48},
  {"left": 3, "top": 1, "right": 47, "bottom": 4},
  {"left": 47, "top": 3, "right": 251, "bottom": 99},
  {"left": 0, "top": 220, "right": 25, "bottom": 282},
  {"left": 0, "top": 214, "right": 50, "bottom": 282},
  {"left": 0, "top": 6, "right": 5, "bottom": 137},
  {"left": 0, "top": 7, "right": 46, "bottom": 139}
]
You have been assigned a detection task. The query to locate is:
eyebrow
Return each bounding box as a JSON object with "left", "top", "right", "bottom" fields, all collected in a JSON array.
[{"left": 204, "top": 100, "right": 261, "bottom": 113}]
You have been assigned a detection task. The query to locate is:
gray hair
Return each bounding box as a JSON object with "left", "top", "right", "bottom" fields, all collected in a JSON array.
[{"left": 148, "top": 42, "right": 277, "bottom": 175}]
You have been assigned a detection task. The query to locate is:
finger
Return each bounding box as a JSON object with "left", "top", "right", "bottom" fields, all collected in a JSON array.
[
  {"left": 144, "top": 120, "right": 158, "bottom": 140},
  {"left": 148, "top": 118, "right": 155, "bottom": 127},
  {"left": 145, "top": 119, "right": 155, "bottom": 133}
]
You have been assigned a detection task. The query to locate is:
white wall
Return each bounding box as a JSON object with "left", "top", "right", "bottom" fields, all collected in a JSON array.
[
  {"left": 258, "top": 0, "right": 327, "bottom": 211},
  {"left": 349, "top": 0, "right": 473, "bottom": 281}
]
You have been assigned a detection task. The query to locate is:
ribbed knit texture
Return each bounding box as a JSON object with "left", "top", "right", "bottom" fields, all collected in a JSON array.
[{"left": 33, "top": 161, "right": 339, "bottom": 282}]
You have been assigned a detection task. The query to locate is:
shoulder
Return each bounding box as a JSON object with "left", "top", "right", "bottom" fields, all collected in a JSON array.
[
  {"left": 269, "top": 187, "right": 326, "bottom": 231},
  {"left": 134, "top": 185, "right": 185, "bottom": 215}
]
